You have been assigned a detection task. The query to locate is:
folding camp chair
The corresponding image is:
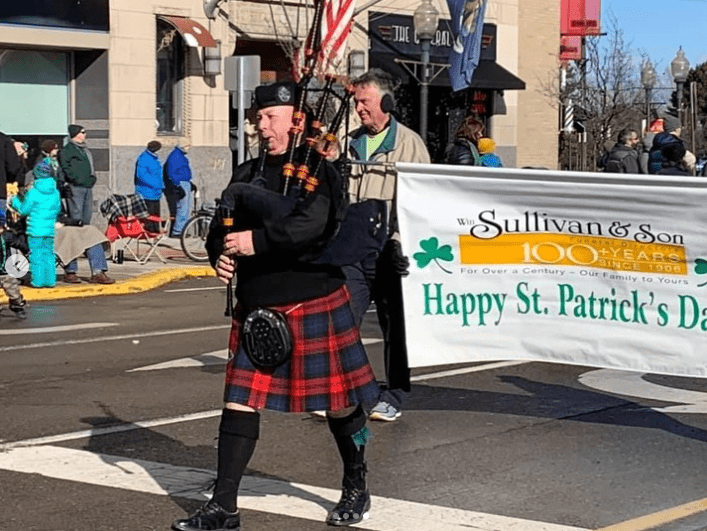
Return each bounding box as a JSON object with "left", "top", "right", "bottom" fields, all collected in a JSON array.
[{"left": 100, "top": 194, "right": 171, "bottom": 264}]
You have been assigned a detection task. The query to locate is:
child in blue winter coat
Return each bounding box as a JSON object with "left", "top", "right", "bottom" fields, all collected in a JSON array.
[
  {"left": 9, "top": 158, "right": 61, "bottom": 287},
  {"left": 477, "top": 138, "right": 503, "bottom": 168}
]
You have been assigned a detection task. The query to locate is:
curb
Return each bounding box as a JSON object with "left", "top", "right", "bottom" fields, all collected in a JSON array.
[{"left": 0, "top": 266, "right": 216, "bottom": 304}]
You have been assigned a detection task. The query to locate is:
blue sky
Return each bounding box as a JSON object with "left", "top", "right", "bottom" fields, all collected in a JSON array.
[{"left": 603, "top": 0, "right": 707, "bottom": 74}]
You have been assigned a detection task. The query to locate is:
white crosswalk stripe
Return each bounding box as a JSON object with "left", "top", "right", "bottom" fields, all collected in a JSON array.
[{"left": 0, "top": 445, "right": 587, "bottom": 531}]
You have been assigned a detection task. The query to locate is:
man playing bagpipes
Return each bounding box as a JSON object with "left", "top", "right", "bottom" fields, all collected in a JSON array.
[{"left": 171, "top": 81, "right": 380, "bottom": 531}]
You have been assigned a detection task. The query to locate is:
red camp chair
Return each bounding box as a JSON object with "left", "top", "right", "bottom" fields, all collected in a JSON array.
[{"left": 100, "top": 194, "right": 171, "bottom": 265}]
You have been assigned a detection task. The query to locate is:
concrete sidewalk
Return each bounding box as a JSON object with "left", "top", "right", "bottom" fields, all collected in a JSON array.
[{"left": 1, "top": 237, "right": 215, "bottom": 304}]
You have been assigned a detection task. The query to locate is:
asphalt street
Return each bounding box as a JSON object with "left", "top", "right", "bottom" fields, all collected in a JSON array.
[{"left": 3, "top": 276, "right": 707, "bottom": 531}]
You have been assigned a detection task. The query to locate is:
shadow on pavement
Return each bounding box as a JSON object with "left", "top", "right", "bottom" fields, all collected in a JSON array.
[
  {"left": 406, "top": 375, "right": 707, "bottom": 443},
  {"left": 79, "top": 404, "right": 336, "bottom": 518}
]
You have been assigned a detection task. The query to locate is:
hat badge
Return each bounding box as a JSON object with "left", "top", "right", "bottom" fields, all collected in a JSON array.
[{"left": 277, "top": 86, "right": 292, "bottom": 103}]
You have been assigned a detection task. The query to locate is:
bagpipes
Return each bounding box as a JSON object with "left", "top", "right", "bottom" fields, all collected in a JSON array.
[
  {"left": 220, "top": 0, "right": 356, "bottom": 317},
  {"left": 219, "top": 76, "right": 353, "bottom": 230}
]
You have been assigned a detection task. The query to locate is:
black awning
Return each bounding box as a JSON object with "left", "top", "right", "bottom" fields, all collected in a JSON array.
[
  {"left": 369, "top": 54, "right": 525, "bottom": 91},
  {"left": 469, "top": 60, "right": 525, "bottom": 90}
]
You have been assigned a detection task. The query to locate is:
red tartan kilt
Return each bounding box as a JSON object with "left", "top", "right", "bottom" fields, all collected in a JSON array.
[{"left": 224, "top": 285, "right": 379, "bottom": 413}]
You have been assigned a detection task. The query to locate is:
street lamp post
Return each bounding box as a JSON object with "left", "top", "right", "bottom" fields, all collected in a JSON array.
[
  {"left": 640, "top": 60, "right": 657, "bottom": 127},
  {"left": 671, "top": 47, "right": 690, "bottom": 124},
  {"left": 413, "top": 0, "right": 438, "bottom": 142}
]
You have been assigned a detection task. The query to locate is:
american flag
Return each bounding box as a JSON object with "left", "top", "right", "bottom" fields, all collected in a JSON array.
[{"left": 316, "top": 0, "right": 356, "bottom": 76}]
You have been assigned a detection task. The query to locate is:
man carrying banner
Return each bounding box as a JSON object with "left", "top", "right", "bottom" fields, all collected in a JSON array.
[{"left": 342, "top": 69, "right": 430, "bottom": 421}]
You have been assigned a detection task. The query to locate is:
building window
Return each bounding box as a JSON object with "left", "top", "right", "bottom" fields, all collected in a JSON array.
[
  {"left": 156, "top": 19, "right": 184, "bottom": 134},
  {"left": 0, "top": 49, "right": 69, "bottom": 135}
]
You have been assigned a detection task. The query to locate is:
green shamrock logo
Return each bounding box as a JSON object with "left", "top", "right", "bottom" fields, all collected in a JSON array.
[
  {"left": 695, "top": 258, "right": 707, "bottom": 287},
  {"left": 413, "top": 237, "right": 454, "bottom": 274}
]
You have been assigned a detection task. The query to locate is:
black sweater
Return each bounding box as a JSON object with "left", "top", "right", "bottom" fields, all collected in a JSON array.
[{"left": 207, "top": 149, "right": 344, "bottom": 308}]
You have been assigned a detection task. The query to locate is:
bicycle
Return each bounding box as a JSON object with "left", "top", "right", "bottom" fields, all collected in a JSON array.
[{"left": 180, "top": 196, "right": 217, "bottom": 262}]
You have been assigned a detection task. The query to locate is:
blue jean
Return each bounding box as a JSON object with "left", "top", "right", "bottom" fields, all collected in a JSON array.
[
  {"left": 344, "top": 254, "right": 408, "bottom": 410},
  {"left": 64, "top": 243, "right": 108, "bottom": 275},
  {"left": 27, "top": 236, "right": 56, "bottom": 287},
  {"left": 67, "top": 185, "right": 93, "bottom": 225},
  {"left": 0, "top": 198, "right": 6, "bottom": 225},
  {"left": 171, "top": 182, "right": 191, "bottom": 236}
]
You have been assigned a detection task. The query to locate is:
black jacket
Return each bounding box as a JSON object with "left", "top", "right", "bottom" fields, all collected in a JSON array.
[
  {"left": 0, "top": 132, "right": 22, "bottom": 200},
  {"left": 604, "top": 143, "right": 639, "bottom": 174},
  {"left": 445, "top": 138, "right": 481, "bottom": 165},
  {"left": 206, "top": 149, "right": 344, "bottom": 308},
  {"left": 657, "top": 163, "right": 690, "bottom": 176}
]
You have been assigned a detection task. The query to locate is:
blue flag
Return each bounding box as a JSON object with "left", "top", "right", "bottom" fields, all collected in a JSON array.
[{"left": 447, "top": 0, "right": 487, "bottom": 91}]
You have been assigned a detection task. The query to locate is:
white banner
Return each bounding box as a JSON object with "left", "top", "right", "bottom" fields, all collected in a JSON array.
[{"left": 396, "top": 163, "right": 707, "bottom": 377}]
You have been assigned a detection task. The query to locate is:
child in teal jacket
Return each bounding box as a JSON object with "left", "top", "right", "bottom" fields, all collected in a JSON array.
[{"left": 9, "top": 159, "right": 61, "bottom": 287}]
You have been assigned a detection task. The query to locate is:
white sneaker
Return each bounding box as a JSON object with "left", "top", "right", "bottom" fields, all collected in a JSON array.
[{"left": 369, "top": 401, "right": 401, "bottom": 421}]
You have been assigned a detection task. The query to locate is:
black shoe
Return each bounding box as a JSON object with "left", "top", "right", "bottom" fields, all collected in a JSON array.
[
  {"left": 326, "top": 485, "right": 371, "bottom": 526},
  {"left": 171, "top": 501, "right": 241, "bottom": 531},
  {"left": 9, "top": 299, "right": 27, "bottom": 319}
]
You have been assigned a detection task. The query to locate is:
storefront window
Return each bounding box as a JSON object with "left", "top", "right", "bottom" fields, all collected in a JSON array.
[
  {"left": 156, "top": 19, "right": 184, "bottom": 134},
  {"left": 0, "top": 1, "right": 109, "bottom": 31},
  {"left": 0, "top": 49, "right": 68, "bottom": 135}
]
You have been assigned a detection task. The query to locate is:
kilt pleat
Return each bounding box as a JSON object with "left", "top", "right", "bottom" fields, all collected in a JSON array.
[{"left": 224, "top": 285, "right": 380, "bottom": 412}]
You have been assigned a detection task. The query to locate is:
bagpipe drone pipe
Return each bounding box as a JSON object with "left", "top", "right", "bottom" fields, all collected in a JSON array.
[{"left": 217, "top": 75, "right": 353, "bottom": 247}]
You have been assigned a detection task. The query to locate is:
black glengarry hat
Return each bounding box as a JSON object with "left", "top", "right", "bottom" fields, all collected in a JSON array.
[{"left": 253, "top": 81, "right": 298, "bottom": 109}]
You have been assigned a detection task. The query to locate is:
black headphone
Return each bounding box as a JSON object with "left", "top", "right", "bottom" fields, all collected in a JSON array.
[{"left": 381, "top": 92, "right": 395, "bottom": 113}]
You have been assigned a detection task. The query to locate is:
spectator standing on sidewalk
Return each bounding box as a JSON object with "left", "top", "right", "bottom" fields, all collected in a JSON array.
[
  {"left": 59, "top": 125, "right": 96, "bottom": 225},
  {"left": 135, "top": 140, "right": 164, "bottom": 233},
  {"left": 33, "top": 140, "right": 62, "bottom": 182},
  {"left": 164, "top": 142, "right": 192, "bottom": 237},
  {"left": 338, "top": 69, "right": 430, "bottom": 422},
  {"left": 171, "top": 81, "right": 379, "bottom": 531},
  {"left": 648, "top": 113, "right": 696, "bottom": 175},
  {"left": 8, "top": 162, "right": 61, "bottom": 287},
  {"left": 639, "top": 117, "right": 663, "bottom": 174},
  {"left": 603, "top": 128, "right": 640, "bottom": 174},
  {"left": 0, "top": 131, "right": 23, "bottom": 225},
  {"left": 445, "top": 115, "right": 484, "bottom": 165}
]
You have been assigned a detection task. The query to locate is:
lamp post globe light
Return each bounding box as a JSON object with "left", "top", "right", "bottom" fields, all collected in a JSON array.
[
  {"left": 413, "top": 0, "right": 439, "bottom": 142},
  {"left": 640, "top": 60, "right": 657, "bottom": 125},
  {"left": 670, "top": 47, "right": 690, "bottom": 123}
]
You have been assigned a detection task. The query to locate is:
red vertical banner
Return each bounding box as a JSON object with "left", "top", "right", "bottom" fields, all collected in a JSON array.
[
  {"left": 560, "top": 36, "right": 583, "bottom": 61},
  {"left": 561, "top": 0, "right": 601, "bottom": 36}
]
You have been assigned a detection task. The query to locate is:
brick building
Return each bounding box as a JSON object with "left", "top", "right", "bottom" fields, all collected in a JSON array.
[{"left": 0, "top": 0, "right": 559, "bottom": 224}]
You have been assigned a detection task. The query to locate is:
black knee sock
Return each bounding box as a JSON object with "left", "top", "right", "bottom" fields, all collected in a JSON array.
[
  {"left": 212, "top": 408, "right": 260, "bottom": 512},
  {"left": 327, "top": 405, "right": 369, "bottom": 490}
]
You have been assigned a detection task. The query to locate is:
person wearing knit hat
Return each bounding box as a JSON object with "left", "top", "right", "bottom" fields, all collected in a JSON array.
[
  {"left": 9, "top": 152, "right": 61, "bottom": 288},
  {"left": 477, "top": 137, "right": 503, "bottom": 168},
  {"left": 662, "top": 113, "right": 681, "bottom": 134},
  {"left": 59, "top": 123, "right": 96, "bottom": 225},
  {"left": 171, "top": 79, "right": 380, "bottom": 531},
  {"left": 134, "top": 140, "right": 164, "bottom": 232},
  {"left": 68, "top": 124, "right": 83, "bottom": 139},
  {"left": 648, "top": 111, "right": 695, "bottom": 174}
]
